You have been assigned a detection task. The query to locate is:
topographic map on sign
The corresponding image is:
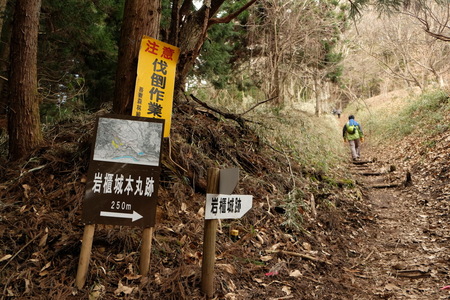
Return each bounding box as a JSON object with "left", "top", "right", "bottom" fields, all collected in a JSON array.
[{"left": 93, "top": 117, "right": 163, "bottom": 166}]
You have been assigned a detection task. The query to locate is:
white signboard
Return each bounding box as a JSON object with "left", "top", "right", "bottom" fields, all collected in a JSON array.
[{"left": 205, "top": 194, "right": 253, "bottom": 220}]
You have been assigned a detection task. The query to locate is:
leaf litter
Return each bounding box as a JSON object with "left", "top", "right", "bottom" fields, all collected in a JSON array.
[{"left": 0, "top": 100, "right": 448, "bottom": 299}]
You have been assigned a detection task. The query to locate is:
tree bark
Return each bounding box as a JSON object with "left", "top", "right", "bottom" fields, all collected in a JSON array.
[
  {"left": 113, "top": 0, "right": 161, "bottom": 115},
  {"left": 8, "top": 0, "right": 43, "bottom": 161},
  {"left": 173, "top": 0, "right": 227, "bottom": 104},
  {"left": 113, "top": 0, "right": 257, "bottom": 110},
  {"left": 0, "top": 0, "right": 8, "bottom": 31},
  {"left": 0, "top": 0, "right": 13, "bottom": 115},
  {"left": 314, "top": 74, "right": 321, "bottom": 116}
]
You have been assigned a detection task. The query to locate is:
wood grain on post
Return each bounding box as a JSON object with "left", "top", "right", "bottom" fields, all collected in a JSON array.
[
  {"left": 140, "top": 226, "right": 154, "bottom": 276},
  {"left": 201, "top": 168, "right": 220, "bottom": 298},
  {"left": 75, "top": 224, "right": 95, "bottom": 289}
]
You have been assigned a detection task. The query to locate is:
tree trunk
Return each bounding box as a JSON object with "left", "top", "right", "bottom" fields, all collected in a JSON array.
[
  {"left": 112, "top": 0, "right": 253, "bottom": 108},
  {"left": 0, "top": 0, "right": 13, "bottom": 115},
  {"left": 173, "top": 0, "right": 226, "bottom": 104},
  {"left": 8, "top": 0, "right": 43, "bottom": 161},
  {"left": 113, "top": 0, "right": 161, "bottom": 115},
  {"left": 314, "top": 74, "right": 321, "bottom": 116},
  {"left": 0, "top": 0, "right": 8, "bottom": 32},
  {"left": 268, "top": 17, "right": 281, "bottom": 105}
]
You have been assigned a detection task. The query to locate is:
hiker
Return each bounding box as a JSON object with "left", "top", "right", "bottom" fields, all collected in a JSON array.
[
  {"left": 343, "top": 115, "right": 364, "bottom": 161},
  {"left": 332, "top": 108, "right": 342, "bottom": 118}
]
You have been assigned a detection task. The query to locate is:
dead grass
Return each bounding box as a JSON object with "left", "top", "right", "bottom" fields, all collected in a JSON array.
[{"left": 0, "top": 100, "right": 367, "bottom": 299}]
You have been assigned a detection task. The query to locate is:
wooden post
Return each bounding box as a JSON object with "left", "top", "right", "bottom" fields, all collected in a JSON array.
[
  {"left": 75, "top": 224, "right": 95, "bottom": 289},
  {"left": 201, "top": 168, "right": 220, "bottom": 298},
  {"left": 140, "top": 226, "right": 154, "bottom": 276}
]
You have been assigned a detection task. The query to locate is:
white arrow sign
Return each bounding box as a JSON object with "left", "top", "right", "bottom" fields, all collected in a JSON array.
[
  {"left": 205, "top": 194, "right": 253, "bottom": 220},
  {"left": 100, "top": 210, "right": 143, "bottom": 222}
]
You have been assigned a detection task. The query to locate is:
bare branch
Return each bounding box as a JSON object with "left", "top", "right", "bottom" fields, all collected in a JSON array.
[
  {"left": 239, "top": 96, "right": 277, "bottom": 116},
  {"left": 189, "top": 93, "right": 273, "bottom": 130},
  {"left": 424, "top": 28, "right": 450, "bottom": 41},
  {"left": 208, "top": 0, "right": 258, "bottom": 26}
]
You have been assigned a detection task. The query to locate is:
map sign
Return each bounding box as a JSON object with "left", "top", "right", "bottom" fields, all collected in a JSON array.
[
  {"left": 93, "top": 117, "right": 162, "bottom": 166},
  {"left": 82, "top": 115, "right": 164, "bottom": 227}
]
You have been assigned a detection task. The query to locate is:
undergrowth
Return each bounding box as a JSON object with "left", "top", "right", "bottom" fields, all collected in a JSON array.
[
  {"left": 189, "top": 84, "right": 350, "bottom": 231},
  {"left": 255, "top": 110, "right": 345, "bottom": 173},
  {"left": 190, "top": 84, "right": 346, "bottom": 173},
  {"left": 349, "top": 89, "right": 450, "bottom": 144}
]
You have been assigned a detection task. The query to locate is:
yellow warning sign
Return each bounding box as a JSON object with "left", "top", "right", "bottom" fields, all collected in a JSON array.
[{"left": 132, "top": 36, "right": 180, "bottom": 137}]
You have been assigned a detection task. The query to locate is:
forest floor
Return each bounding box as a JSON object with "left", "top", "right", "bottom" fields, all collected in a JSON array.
[
  {"left": 336, "top": 91, "right": 450, "bottom": 299},
  {"left": 343, "top": 140, "right": 450, "bottom": 299},
  {"left": 0, "top": 92, "right": 448, "bottom": 299}
]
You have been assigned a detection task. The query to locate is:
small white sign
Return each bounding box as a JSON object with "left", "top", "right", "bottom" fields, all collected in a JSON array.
[{"left": 205, "top": 194, "right": 253, "bottom": 220}]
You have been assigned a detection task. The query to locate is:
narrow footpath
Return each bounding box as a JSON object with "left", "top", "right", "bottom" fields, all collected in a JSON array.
[{"left": 346, "top": 145, "right": 450, "bottom": 299}]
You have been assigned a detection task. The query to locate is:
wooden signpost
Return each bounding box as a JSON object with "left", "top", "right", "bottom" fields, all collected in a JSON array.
[
  {"left": 75, "top": 224, "right": 95, "bottom": 289},
  {"left": 201, "top": 168, "right": 220, "bottom": 297},
  {"left": 76, "top": 36, "right": 179, "bottom": 289},
  {"left": 201, "top": 168, "right": 253, "bottom": 298},
  {"left": 75, "top": 115, "right": 164, "bottom": 289}
]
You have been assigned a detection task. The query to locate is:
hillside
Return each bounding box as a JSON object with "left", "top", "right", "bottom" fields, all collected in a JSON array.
[
  {"left": 342, "top": 89, "right": 450, "bottom": 299},
  {"left": 0, "top": 89, "right": 448, "bottom": 299}
]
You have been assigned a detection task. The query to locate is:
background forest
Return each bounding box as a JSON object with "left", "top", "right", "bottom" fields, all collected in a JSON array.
[
  {"left": 0, "top": 0, "right": 449, "bottom": 299},
  {"left": 0, "top": 0, "right": 449, "bottom": 131},
  {"left": 1, "top": 0, "right": 449, "bottom": 156}
]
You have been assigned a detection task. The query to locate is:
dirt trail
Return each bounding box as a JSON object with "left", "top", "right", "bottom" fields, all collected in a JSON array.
[{"left": 346, "top": 146, "right": 450, "bottom": 299}]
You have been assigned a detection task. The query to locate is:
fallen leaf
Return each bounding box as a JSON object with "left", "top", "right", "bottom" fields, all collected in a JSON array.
[
  {"left": 256, "top": 233, "right": 265, "bottom": 244},
  {"left": 127, "top": 263, "right": 134, "bottom": 274},
  {"left": 225, "top": 292, "right": 237, "bottom": 300},
  {"left": 114, "top": 281, "right": 134, "bottom": 296},
  {"left": 197, "top": 207, "right": 204, "bottom": 217},
  {"left": 39, "top": 227, "right": 49, "bottom": 247},
  {"left": 89, "top": 283, "right": 105, "bottom": 300},
  {"left": 24, "top": 278, "right": 31, "bottom": 294},
  {"left": 282, "top": 285, "right": 292, "bottom": 295},
  {"left": 124, "top": 274, "right": 141, "bottom": 280},
  {"left": 217, "top": 263, "right": 236, "bottom": 274},
  {"left": 40, "top": 261, "right": 51, "bottom": 272},
  {"left": 289, "top": 269, "right": 302, "bottom": 277},
  {"left": 0, "top": 254, "right": 12, "bottom": 262},
  {"left": 253, "top": 277, "right": 263, "bottom": 283},
  {"left": 260, "top": 255, "right": 273, "bottom": 262},
  {"left": 270, "top": 243, "right": 283, "bottom": 250},
  {"left": 227, "top": 279, "right": 237, "bottom": 291},
  {"left": 154, "top": 273, "right": 162, "bottom": 285},
  {"left": 114, "top": 254, "right": 125, "bottom": 262},
  {"left": 22, "top": 184, "right": 31, "bottom": 199},
  {"left": 302, "top": 242, "right": 312, "bottom": 251}
]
